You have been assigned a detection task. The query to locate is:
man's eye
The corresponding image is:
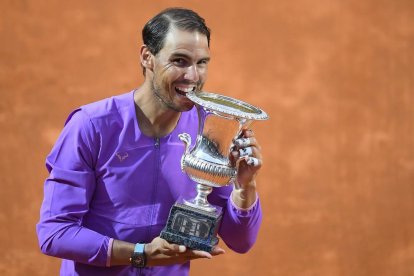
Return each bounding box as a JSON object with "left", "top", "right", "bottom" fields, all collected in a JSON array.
[
  {"left": 172, "top": 58, "right": 186, "bottom": 66},
  {"left": 198, "top": 59, "right": 209, "bottom": 66}
]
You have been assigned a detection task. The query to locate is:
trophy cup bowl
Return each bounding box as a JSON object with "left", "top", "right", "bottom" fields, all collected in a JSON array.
[{"left": 160, "top": 91, "right": 268, "bottom": 252}]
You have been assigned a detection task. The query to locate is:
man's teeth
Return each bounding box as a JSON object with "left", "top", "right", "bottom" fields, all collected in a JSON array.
[{"left": 176, "top": 86, "right": 195, "bottom": 93}]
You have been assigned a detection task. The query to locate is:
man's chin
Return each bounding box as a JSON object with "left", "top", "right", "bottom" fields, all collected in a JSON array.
[
  {"left": 176, "top": 97, "right": 195, "bottom": 112},
  {"left": 178, "top": 102, "right": 194, "bottom": 112},
  {"left": 165, "top": 101, "right": 194, "bottom": 113}
]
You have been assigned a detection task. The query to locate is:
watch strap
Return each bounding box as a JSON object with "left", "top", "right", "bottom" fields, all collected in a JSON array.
[{"left": 130, "top": 243, "right": 146, "bottom": 268}]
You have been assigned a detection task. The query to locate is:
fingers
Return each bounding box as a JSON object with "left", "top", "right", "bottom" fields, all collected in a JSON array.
[
  {"left": 147, "top": 238, "right": 224, "bottom": 267},
  {"left": 242, "top": 128, "right": 254, "bottom": 138},
  {"left": 234, "top": 137, "right": 260, "bottom": 149},
  {"left": 234, "top": 128, "right": 261, "bottom": 151},
  {"left": 238, "top": 147, "right": 262, "bottom": 167},
  {"left": 234, "top": 137, "right": 252, "bottom": 148},
  {"left": 169, "top": 246, "right": 215, "bottom": 259},
  {"left": 239, "top": 146, "right": 253, "bottom": 157},
  {"left": 246, "top": 157, "right": 260, "bottom": 166},
  {"left": 157, "top": 239, "right": 213, "bottom": 259},
  {"left": 169, "top": 248, "right": 213, "bottom": 260},
  {"left": 191, "top": 250, "right": 213, "bottom": 259},
  {"left": 161, "top": 243, "right": 186, "bottom": 256},
  {"left": 232, "top": 131, "right": 262, "bottom": 168},
  {"left": 210, "top": 246, "right": 225, "bottom": 256}
]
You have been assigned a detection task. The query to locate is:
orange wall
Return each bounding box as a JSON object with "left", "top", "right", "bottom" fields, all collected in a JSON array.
[{"left": 1, "top": 1, "right": 413, "bottom": 275}]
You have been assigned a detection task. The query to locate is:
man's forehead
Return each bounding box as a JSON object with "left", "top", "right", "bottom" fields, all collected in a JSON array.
[{"left": 163, "top": 28, "right": 209, "bottom": 49}]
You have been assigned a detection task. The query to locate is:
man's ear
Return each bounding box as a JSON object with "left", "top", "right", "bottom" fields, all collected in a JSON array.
[{"left": 140, "top": 45, "right": 154, "bottom": 71}]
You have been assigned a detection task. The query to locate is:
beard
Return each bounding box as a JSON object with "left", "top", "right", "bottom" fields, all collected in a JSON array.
[{"left": 151, "top": 77, "right": 202, "bottom": 113}]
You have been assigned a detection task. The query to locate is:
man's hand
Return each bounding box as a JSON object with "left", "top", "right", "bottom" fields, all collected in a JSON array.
[
  {"left": 230, "top": 128, "right": 263, "bottom": 209},
  {"left": 145, "top": 237, "right": 225, "bottom": 266}
]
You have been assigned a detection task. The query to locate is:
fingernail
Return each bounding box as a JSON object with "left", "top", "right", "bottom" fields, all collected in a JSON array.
[{"left": 178, "top": 245, "right": 186, "bottom": 252}]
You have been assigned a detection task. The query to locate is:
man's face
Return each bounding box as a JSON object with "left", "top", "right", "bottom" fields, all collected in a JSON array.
[{"left": 150, "top": 27, "right": 210, "bottom": 112}]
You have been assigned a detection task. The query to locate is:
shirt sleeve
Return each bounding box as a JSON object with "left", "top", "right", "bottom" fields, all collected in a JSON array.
[
  {"left": 36, "top": 109, "right": 111, "bottom": 267},
  {"left": 211, "top": 186, "right": 263, "bottom": 253}
]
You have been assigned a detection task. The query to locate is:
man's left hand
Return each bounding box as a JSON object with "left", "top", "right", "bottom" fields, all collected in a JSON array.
[{"left": 230, "top": 128, "right": 263, "bottom": 209}]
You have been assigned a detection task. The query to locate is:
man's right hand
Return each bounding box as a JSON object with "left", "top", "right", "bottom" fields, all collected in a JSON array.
[{"left": 144, "top": 237, "right": 225, "bottom": 266}]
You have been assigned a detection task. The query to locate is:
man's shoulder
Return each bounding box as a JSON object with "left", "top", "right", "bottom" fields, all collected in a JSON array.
[{"left": 80, "top": 90, "right": 133, "bottom": 120}]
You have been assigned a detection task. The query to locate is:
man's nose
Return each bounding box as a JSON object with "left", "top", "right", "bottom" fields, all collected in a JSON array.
[{"left": 184, "top": 65, "right": 199, "bottom": 82}]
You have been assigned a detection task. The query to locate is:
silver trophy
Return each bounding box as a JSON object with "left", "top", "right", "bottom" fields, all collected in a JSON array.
[{"left": 160, "top": 91, "right": 268, "bottom": 251}]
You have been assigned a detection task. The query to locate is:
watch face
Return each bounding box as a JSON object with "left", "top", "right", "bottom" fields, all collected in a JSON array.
[{"left": 131, "top": 253, "right": 145, "bottom": 267}]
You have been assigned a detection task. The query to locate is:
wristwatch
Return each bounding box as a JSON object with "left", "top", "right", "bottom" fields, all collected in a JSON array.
[{"left": 130, "top": 243, "right": 146, "bottom": 268}]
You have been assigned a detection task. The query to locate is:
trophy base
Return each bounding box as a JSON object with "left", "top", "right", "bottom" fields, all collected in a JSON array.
[{"left": 160, "top": 201, "right": 222, "bottom": 252}]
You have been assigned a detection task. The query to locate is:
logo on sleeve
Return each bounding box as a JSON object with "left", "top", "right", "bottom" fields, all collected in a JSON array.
[{"left": 116, "top": 152, "right": 129, "bottom": 162}]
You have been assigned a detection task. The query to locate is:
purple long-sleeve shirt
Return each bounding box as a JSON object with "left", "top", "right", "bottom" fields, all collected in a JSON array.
[{"left": 36, "top": 90, "right": 262, "bottom": 275}]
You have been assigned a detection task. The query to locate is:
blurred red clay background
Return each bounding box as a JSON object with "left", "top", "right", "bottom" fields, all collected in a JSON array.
[{"left": 1, "top": 1, "right": 414, "bottom": 275}]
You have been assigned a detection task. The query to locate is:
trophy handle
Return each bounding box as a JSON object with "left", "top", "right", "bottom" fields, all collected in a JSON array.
[{"left": 179, "top": 133, "right": 192, "bottom": 154}]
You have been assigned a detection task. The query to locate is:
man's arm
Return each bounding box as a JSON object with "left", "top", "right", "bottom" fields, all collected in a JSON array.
[
  {"left": 36, "top": 109, "right": 111, "bottom": 266},
  {"left": 216, "top": 128, "right": 263, "bottom": 253}
]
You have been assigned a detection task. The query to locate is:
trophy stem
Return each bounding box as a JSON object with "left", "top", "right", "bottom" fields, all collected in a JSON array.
[{"left": 184, "top": 184, "right": 216, "bottom": 212}]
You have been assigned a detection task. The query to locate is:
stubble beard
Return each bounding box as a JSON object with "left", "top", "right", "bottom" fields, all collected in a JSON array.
[{"left": 151, "top": 77, "right": 199, "bottom": 113}]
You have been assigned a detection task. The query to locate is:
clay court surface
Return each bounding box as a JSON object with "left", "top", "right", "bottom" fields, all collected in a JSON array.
[{"left": 1, "top": 1, "right": 414, "bottom": 275}]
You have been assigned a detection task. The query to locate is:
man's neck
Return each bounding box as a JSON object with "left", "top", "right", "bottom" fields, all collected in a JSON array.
[{"left": 133, "top": 86, "right": 181, "bottom": 138}]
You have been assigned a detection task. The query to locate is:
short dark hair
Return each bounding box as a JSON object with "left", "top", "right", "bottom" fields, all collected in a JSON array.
[{"left": 142, "top": 7, "right": 211, "bottom": 56}]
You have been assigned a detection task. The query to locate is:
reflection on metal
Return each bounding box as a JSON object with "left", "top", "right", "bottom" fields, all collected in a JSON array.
[
  {"left": 171, "top": 211, "right": 211, "bottom": 238},
  {"left": 180, "top": 91, "right": 269, "bottom": 212}
]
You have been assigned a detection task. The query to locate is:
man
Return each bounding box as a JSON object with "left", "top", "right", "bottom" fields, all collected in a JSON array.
[{"left": 37, "top": 7, "right": 263, "bottom": 275}]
